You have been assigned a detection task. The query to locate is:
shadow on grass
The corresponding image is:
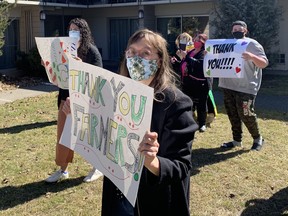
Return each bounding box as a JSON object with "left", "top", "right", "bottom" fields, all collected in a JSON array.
[
  {"left": 241, "top": 186, "right": 288, "bottom": 215},
  {"left": 0, "top": 177, "right": 84, "bottom": 210},
  {"left": 0, "top": 120, "right": 57, "bottom": 134},
  {"left": 191, "top": 147, "right": 249, "bottom": 176}
]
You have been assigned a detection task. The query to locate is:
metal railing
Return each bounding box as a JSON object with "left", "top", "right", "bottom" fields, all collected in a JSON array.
[{"left": 40, "top": 0, "right": 169, "bottom": 5}]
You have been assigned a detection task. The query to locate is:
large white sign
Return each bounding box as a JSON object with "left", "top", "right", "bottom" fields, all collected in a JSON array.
[
  {"left": 204, "top": 39, "right": 250, "bottom": 78},
  {"left": 60, "top": 58, "right": 154, "bottom": 207},
  {"left": 35, "top": 37, "right": 77, "bottom": 89}
]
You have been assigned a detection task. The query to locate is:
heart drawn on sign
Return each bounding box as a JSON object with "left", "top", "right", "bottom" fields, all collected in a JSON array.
[{"left": 235, "top": 67, "right": 241, "bottom": 73}]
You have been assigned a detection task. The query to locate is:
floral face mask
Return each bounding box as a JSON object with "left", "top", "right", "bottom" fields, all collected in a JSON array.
[{"left": 126, "top": 56, "right": 158, "bottom": 81}]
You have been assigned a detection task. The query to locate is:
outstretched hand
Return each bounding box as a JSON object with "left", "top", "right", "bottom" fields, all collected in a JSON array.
[
  {"left": 171, "top": 56, "right": 180, "bottom": 64},
  {"left": 176, "top": 49, "right": 187, "bottom": 60}
]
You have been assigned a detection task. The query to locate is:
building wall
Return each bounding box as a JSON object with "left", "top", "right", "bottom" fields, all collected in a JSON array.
[
  {"left": 275, "top": 0, "right": 288, "bottom": 71},
  {"left": 4, "top": 0, "right": 288, "bottom": 72},
  {"left": 19, "top": 6, "right": 43, "bottom": 52},
  {"left": 81, "top": 2, "right": 212, "bottom": 59},
  {"left": 83, "top": 7, "right": 139, "bottom": 59}
]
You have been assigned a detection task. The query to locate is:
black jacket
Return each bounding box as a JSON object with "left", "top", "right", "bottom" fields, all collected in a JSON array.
[
  {"left": 183, "top": 48, "right": 213, "bottom": 92},
  {"left": 102, "top": 87, "right": 198, "bottom": 216}
]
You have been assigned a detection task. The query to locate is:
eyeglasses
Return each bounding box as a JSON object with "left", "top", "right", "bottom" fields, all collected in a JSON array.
[{"left": 126, "top": 48, "right": 158, "bottom": 60}]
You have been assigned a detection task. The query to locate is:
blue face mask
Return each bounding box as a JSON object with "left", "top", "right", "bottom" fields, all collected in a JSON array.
[
  {"left": 126, "top": 56, "right": 158, "bottom": 81},
  {"left": 69, "top": 30, "right": 80, "bottom": 42}
]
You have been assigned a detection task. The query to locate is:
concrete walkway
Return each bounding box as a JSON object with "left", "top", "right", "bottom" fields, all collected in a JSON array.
[{"left": 0, "top": 82, "right": 58, "bottom": 105}]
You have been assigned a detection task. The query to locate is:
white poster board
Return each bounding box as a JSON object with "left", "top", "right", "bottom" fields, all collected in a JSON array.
[
  {"left": 204, "top": 39, "right": 250, "bottom": 78},
  {"left": 60, "top": 58, "right": 154, "bottom": 207},
  {"left": 35, "top": 37, "right": 77, "bottom": 89}
]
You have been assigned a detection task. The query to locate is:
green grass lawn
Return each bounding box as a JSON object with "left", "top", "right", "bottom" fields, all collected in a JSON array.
[{"left": 0, "top": 91, "right": 287, "bottom": 215}]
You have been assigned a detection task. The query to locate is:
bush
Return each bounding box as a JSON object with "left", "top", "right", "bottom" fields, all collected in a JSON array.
[{"left": 16, "top": 47, "right": 47, "bottom": 78}]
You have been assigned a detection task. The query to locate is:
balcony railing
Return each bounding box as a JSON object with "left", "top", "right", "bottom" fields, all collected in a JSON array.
[
  {"left": 12, "top": 0, "right": 197, "bottom": 6},
  {"left": 40, "top": 0, "right": 135, "bottom": 5},
  {"left": 40, "top": 0, "right": 168, "bottom": 5}
]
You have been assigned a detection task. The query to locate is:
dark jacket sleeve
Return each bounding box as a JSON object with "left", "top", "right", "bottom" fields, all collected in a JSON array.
[
  {"left": 147, "top": 88, "right": 198, "bottom": 185},
  {"left": 185, "top": 49, "right": 204, "bottom": 75},
  {"left": 85, "top": 44, "right": 103, "bottom": 67}
]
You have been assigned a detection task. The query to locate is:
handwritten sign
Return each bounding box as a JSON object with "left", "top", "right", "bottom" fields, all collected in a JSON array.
[
  {"left": 204, "top": 39, "right": 250, "bottom": 78},
  {"left": 60, "top": 58, "right": 154, "bottom": 206},
  {"left": 35, "top": 37, "right": 77, "bottom": 89}
]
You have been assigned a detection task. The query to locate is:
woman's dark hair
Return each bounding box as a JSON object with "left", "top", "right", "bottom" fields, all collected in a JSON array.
[{"left": 68, "top": 18, "right": 94, "bottom": 60}]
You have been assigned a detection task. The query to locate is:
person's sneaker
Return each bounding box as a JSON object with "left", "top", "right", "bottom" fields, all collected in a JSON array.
[
  {"left": 45, "top": 169, "right": 69, "bottom": 183},
  {"left": 83, "top": 168, "right": 103, "bottom": 182},
  {"left": 221, "top": 140, "right": 242, "bottom": 148},
  {"left": 251, "top": 138, "right": 264, "bottom": 151},
  {"left": 199, "top": 125, "right": 206, "bottom": 132}
]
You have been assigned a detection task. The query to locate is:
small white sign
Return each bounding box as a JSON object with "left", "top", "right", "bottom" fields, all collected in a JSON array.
[
  {"left": 204, "top": 39, "right": 250, "bottom": 78},
  {"left": 35, "top": 37, "right": 77, "bottom": 89}
]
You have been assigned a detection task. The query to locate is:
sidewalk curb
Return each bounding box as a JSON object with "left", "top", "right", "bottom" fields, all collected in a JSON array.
[{"left": 0, "top": 82, "right": 58, "bottom": 105}]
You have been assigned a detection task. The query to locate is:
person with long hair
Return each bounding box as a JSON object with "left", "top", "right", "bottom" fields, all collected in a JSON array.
[
  {"left": 101, "top": 29, "right": 198, "bottom": 216},
  {"left": 45, "top": 18, "right": 103, "bottom": 183},
  {"left": 174, "top": 33, "right": 212, "bottom": 132},
  {"left": 171, "top": 32, "right": 217, "bottom": 130}
]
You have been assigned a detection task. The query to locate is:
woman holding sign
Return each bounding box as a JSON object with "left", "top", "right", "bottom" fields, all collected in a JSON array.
[
  {"left": 171, "top": 33, "right": 217, "bottom": 130},
  {"left": 100, "top": 29, "right": 198, "bottom": 215},
  {"left": 175, "top": 33, "right": 212, "bottom": 132},
  {"left": 45, "top": 18, "right": 103, "bottom": 183}
]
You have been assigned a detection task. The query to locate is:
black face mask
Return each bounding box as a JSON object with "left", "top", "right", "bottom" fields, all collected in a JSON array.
[{"left": 232, "top": 31, "right": 244, "bottom": 39}]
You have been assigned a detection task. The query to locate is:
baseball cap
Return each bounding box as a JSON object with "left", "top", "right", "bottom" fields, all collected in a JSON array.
[{"left": 232, "top": 20, "right": 247, "bottom": 29}]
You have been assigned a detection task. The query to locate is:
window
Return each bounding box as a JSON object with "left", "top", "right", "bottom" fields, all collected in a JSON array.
[
  {"left": 267, "top": 53, "right": 285, "bottom": 64},
  {"left": 0, "top": 19, "right": 20, "bottom": 69}
]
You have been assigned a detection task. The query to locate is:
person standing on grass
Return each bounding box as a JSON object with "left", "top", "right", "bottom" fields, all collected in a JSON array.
[
  {"left": 62, "top": 29, "right": 198, "bottom": 216},
  {"left": 172, "top": 33, "right": 212, "bottom": 133},
  {"left": 100, "top": 28, "right": 198, "bottom": 216},
  {"left": 220, "top": 20, "right": 268, "bottom": 151},
  {"left": 171, "top": 32, "right": 217, "bottom": 130},
  {"left": 45, "top": 18, "right": 103, "bottom": 183}
]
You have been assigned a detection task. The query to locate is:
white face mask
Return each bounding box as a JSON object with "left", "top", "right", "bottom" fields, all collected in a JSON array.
[{"left": 69, "top": 30, "right": 80, "bottom": 42}]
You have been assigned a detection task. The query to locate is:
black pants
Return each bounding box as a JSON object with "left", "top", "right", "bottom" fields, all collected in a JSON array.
[{"left": 183, "top": 79, "right": 209, "bottom": 127}]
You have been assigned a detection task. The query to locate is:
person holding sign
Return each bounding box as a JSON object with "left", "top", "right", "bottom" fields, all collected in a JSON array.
[
  {"left": 173, "top": 33, "right": 212, "bottom": 132},
  {"left": 171, "top": 32, "right": 217, "bottom": 130},
  {"left": 45, "top": 18, "right": 103, "bottom": 183},
  {"left": 170, "top": 32, "right": 193, "bottom": 78},
  {"left": 100, "top": 29, "right": 198, "bottom": 216},
  {"left": 219, "top": 20, "right": 268, "bottom": 151}
]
